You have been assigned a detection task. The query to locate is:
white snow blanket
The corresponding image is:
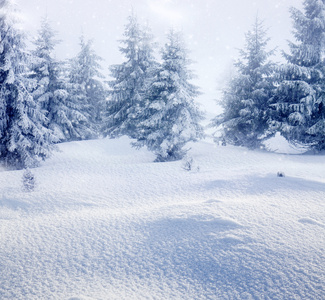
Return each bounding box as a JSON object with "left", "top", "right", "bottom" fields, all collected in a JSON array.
[{"left": 0, "top": 137, "right": 324, "bottom": 299}]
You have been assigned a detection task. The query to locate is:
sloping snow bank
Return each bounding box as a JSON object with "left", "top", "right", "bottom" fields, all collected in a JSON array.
[
  {"left": 263, "top": 132, "right": 310, "bottom": 154},
  {"left": 0, "top": 137, "right": 324, "bottom": 299}
]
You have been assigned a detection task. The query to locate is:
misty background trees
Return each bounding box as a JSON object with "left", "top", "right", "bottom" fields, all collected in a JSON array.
[
  {"left": 212, "top": 17, "right": 276, "bottom": 149},
  {"left": 132, "top": 29, "right": 205, "bottom": 161},
  {"left": 215, "top": 0, "right": 325, "bottom": 151},
  {"left": 1, "top": 0, "right": 325, "bottom": 169}
]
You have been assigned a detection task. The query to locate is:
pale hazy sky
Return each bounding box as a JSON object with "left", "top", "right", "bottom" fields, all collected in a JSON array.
[{"left": 17, "top": 0, "right": 303, "bottom": 110}]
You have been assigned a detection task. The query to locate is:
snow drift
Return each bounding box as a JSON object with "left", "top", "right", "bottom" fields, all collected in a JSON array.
[{"left": 0, "top": 137, "right": 324, "bottom": 299}]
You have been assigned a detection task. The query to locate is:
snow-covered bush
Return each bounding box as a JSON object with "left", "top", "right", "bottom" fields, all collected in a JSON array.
[
  {"left": 277, "top": 171, "right": 285, "bottom": 178},
  {"left": 181, "top": 155, "right": 200, "bottom": 172},
  {"left": 22, "top": 169, "right": 36, "bottom": 192},
  {"left": 182, "top": 156, "right": 194, "bottom": 171}
]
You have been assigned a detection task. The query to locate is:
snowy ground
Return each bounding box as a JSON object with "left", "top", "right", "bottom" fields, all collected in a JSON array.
[{"left": 0, "top": 137, "right": 324, "bottom": 299}]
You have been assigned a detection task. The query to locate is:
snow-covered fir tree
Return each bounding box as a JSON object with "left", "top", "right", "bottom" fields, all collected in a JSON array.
[
  {"left": 133, "top": 29, "right": 205, "bottom": 162},
  {"left": 30, "top": 17, "right": 92, "bottom": 142},
  {"left": 0, "top": 1, "right": 55, "bottom": 169},
  {"left": 269, "top": 0, "right": 325, "bottom": 150},
  {"left": 213, "top": 17, "right": 276, "bottom": 149},
  {"left": 68, "top": 35, "right": 106, "bottom": 138},
  {"left": 102, "top": 12, "right": 158, "bottom": 139}
]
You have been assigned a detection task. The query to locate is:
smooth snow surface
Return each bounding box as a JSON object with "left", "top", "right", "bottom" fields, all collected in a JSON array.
[
  {"left": 0, "top": 137, "right": 324, "bottom": 299},
  {"left": 263, "top": 132, "right": 310, "bottom": 154}
]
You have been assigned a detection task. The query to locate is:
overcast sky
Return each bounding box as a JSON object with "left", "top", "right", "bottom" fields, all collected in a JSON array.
[{"left": 16, "top": 0, "right": 303, "bottom": 110}]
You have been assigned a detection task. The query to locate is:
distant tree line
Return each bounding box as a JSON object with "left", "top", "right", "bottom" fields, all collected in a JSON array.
[
  {"left": 102, "top": 14, "right": 204, "bottom": 162},
  {"left": 213, "top": 0, "right": 325, "bottom": 152},
  {"left": 1, "top": 0, "right": 324, "bottom": 170},
  {"left": 0, "top": 0, "right": 203, "bottom": 169}
]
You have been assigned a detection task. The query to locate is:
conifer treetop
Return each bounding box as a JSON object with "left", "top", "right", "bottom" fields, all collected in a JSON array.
[{"left": 285, "top": 0, "right": 325, "bottom": 67}]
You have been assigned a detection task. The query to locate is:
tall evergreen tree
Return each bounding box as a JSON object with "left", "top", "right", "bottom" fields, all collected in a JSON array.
[
  {"left": 102, "top": 13, "right": 158, "bottom": 139},
  {"left": 30, "top": 17, "right": 91, "bottom": 142},
  {"left": 69, "top": 36, "right": 106, "bottom": 138},
  {"left": 213, "top": 17, "right": 276, "bottom": 149},
  {"left": 0, "top": 1, "right": 55, "bottom": 169},
  {"left": 269, "top": 0, "right": 325, "bottom": 150},
  {"left": 133, "top": 29, "right": 205, "bottom": 162}
]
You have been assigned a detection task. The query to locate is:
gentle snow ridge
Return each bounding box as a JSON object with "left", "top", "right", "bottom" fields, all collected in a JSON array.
[{"left": 0, "top": 137, "right": 324, "bottom": 299}]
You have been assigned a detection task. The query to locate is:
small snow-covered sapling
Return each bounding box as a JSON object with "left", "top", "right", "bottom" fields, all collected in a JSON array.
[
  {"left": 22, "top": 169, "right": 36, "bottom": 192},
  {"left": 182, "top": 156, "right": 194, "bottom": 171}
]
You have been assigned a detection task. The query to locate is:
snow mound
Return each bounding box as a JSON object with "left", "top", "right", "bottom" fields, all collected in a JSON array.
[
  {"left": 263, "top": 132, "right": 309, "bottom": 154},
  {"left": 0, "top": 137, "right": 324, "bottom": 299}
]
